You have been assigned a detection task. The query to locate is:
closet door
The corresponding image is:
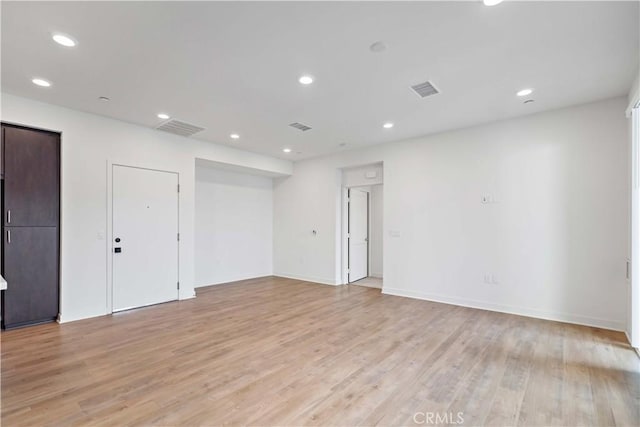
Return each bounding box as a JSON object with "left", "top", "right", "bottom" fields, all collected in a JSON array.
[
  {"left": 3, "top": 126, "right": 59, "bottom": 227},
  {"left": 3, "top": 227, "right": 59, "bottom": 328}
]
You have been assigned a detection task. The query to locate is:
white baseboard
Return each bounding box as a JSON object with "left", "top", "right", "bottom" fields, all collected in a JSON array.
[
  {"left": 61, "top": 294, "right": 194, "bottom": 323},
  {"left": 381, "top": 287, "right": 625, "bottom": 332},
  {"left": 59, "top": 312, "right": 108, "bottom": 324},
  {"left": 273, "top": 272, "right": 339, "bottom": 286},
  {"left": 194, "top": 273, "right": 274, "bottom": 288},
  {"left": 369, "top": 273, "right": 383, "bottom": 279}
]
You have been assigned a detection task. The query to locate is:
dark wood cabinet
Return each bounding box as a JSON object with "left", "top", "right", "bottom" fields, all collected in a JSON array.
[
  {"left": 2, "top": 227, "right": 58, "bottom": 327},
  {"left": 3, "top": 126, "right": 59, "bottom": 227},
  {"left": 1, "top": 123, "right": 60, "bottom": 329}
]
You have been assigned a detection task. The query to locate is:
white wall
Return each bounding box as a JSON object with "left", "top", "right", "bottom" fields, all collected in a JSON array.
[
  {"left": 369, "top": 185, "right": 383, "bottom": 278},
  {"left": 195, "top": 166, "right": 273, "bottom": 286},
  {"left": 1, "top": 93, "right": 292, "bottom": 323},
  {"left": 274, "top": 97, "right": 629, "bottom": 331}
]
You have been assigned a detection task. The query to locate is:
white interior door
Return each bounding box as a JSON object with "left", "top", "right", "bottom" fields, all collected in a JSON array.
[
  {"left": 112, "top": 165, "right": 179, "bottom": 311},
  {"left": 348, "top": 189, "right": 368, "bottom": 282}
]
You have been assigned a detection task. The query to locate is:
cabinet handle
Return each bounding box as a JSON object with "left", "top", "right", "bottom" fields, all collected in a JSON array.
[
  {"left": 7, "top": 230, "right": 10, "bottom": 244},
  {"left": 6, "top": 210, "right": 10, "bottom": 224}
]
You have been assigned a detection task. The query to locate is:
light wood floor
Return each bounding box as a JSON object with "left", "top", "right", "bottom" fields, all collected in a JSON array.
[{"left": 2, "top": 276, "right": 639, "bottom": 426}]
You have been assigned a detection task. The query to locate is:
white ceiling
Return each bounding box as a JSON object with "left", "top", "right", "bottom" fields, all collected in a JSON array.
[{"left": 2, "top": 1, "right": 638, "bottom": 161}]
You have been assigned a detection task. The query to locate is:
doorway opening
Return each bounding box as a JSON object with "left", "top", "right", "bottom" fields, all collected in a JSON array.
[{"left": 340, "top": 163, "right": 383, "bottom": 289}]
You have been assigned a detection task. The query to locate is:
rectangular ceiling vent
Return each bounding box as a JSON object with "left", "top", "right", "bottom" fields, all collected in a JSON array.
[
  {"left": 289, "top": 122, "right": 312, "bottom": 132},
  {"left": 410, "top": 80, "right": 439, "bottom": 98},
  {"left": 156, "top": 119, "right": 205, "bottom": 137}
]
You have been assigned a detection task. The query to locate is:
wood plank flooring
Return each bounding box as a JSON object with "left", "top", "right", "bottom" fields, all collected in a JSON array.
[{"left": 2, "top": 276, "right": 639, "bottom": 426}]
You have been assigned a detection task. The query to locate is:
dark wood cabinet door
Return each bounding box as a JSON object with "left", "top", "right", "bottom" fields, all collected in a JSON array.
[
  {"left": 3, "top": 126, "right": 60, "bottom": 227},
  {"left": 2, "top": 227, "right": 59, "bottom": 328},
  {"left": 1, "top": 126, "right": 5, "bottom": 178}
]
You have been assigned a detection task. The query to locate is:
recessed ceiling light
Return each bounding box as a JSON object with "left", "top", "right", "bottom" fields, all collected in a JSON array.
[
  {"left": 98, "top": 96, "right": 110, "bottom": 101},
  {"left": 483, "top": 0, "right": 504, "bottom": 5},
  {"left": 283, "top": 148, "right": 292, "bottom": 153},
  {"left": 517, "top": 88, "right": 533, "bottom": 97},
  {"left": 230, "top": 133, "right": 240, "bottom": 140},
  {"left": 157, "top": 113, "right": 170, "bottom": 120},
  {"left": 32, "top": 78, "right": 51, "bottom": 87},
  {"left": 52, "top": 33, "right": 77, "bottom": 47},
  {"left": 383, "top": 122, "right": 394, "bottom": 129},
  {"left": 298, "top": 75, "right": 314, "bottom": 85}
]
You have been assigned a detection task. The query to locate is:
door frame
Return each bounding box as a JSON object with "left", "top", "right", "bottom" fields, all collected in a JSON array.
[
  {"left": 106, "top": 162, "right": 180, "bottom": 313},
  {"left": 338, "top": 163, "right": 384, "bottom": 286}
]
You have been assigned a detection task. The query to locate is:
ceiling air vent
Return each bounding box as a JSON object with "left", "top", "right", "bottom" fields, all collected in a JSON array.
[
  {"left": 156, "top": 119, "right": 205, "bottom": 137},
  {"left": 410, "top": 80, "right": 439, "bottom": 98},
  {"left": 289, "top": 122, "right": 312, "bottom": 132}
]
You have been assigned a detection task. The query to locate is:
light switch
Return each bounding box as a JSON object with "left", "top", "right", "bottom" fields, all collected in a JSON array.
[{"left": 481, "top": 194, "right": 500, "bottom": 204}]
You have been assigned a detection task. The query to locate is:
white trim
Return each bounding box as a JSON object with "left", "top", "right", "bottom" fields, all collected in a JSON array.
[
  {"left": 273, "top": 273, "right": 339, "bottom": 286},
  {"left": 194, "top": 274, "right": 274, "bottom": 288},
  {"left": 60, "top": 296, "right": 194, "bottom": 323},
  {"left": 381, "top": 287, "right": 625, "bottom": 332},
  {"left": 59, "top": 313, "right": 104, "bottom": 324}
]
